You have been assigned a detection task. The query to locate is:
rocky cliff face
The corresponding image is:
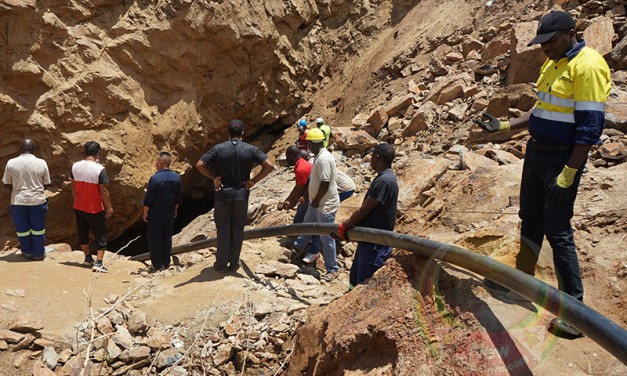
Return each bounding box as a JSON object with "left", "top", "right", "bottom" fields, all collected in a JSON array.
[{"left": 0, "top": 0, "right": 412, "bottom": 243}]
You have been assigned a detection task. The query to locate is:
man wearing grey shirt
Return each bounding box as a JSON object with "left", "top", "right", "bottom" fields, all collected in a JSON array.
[
  {"left": 2, "top": 139, "right": 51, "bottom": 260},
  {"left": 293, "top": 128, "right": 340, "bottom": 282}
]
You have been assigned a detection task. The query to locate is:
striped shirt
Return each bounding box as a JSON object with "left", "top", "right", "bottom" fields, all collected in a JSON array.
[
  {"left": 71, "top": 159, "right": 109, "bottom": 213},
  {"left": 529, "top": 41, "right": 611, "bottom": 145}
]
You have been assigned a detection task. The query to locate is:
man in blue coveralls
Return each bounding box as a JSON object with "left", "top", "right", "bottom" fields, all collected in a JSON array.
[{"left": 143, "top": 152, "right": 183, "bottom": 270}]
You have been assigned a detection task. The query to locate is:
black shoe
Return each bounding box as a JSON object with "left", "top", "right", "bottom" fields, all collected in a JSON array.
[
  {"left": 548, "top": 318, "right": 584, "bottom": 339},
  {"left": 483, "top": 278, "right": 509, "bottom": 292},
  {"left": 31, "top": 254, "right": 46, "bottom": 261},
  {"left": 228, "top": 262, "right": 241, "bottom": 273},
  {"left": 21, "top": 253, "right": 33, "bottom": 260},
  {"left": 83, "top": 256, "right": 95, "bottom": 266},
  {"left": 213, "top": 262, "right": 228, "bottom": 273}
]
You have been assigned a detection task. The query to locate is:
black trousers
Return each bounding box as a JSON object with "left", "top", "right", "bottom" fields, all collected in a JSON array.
[
  {"left": 213, "top": 199, "right": 248, "bottom": 268},
  {"left": 517, "top": 140, "right": 584, "bottom": 301},
  {"left": 147, "top": 216, "right": 174, "bottom": 269},
  {"left": 75, "top": 209, "right": 107, "bottom": 250}
]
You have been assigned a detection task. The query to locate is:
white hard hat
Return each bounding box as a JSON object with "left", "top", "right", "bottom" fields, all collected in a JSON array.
[{"left": 315, "top": 117, "right": 324, "bottom": 124}]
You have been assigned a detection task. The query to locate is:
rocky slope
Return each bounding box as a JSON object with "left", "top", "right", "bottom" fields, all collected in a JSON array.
[{"left": 0, "top": 0, "right": 411, "bottom": 243}]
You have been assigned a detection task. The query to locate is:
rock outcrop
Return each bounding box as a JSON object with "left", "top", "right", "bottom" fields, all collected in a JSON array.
[{"left": 0, "top": 0, "right": 418, "bottom": 244}]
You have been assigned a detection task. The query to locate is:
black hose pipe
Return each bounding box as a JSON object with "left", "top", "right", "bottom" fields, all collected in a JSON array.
[{"left": 130, "top": 223, "right": 627, "bottom": 364}]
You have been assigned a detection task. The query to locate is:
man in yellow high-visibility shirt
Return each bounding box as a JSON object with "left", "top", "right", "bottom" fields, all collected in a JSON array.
[
  {"left": 475, "top": 10, "right": 610, "bottom": 339},
  {"left": 315, "top": 117, "right": 332, "bottom": 148}
]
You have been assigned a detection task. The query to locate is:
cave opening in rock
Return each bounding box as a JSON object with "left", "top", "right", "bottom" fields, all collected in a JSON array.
[{"left": 108, "top": 198, "right": 213, "bottom": 257}]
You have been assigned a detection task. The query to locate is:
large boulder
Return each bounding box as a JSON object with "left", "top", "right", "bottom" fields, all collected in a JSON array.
[
  {"left": 426, "top": 73, "right": 473, "bottom": 105},
  {"left": 610, "top": 33, "right": 627, "bottom": 70},
  {"left": 481, "top": 36, "right": 510, "bottom": 62},
  {"left": 350, "top": 113, "right": 369, "bottom": 130},
  {"left": 582, "top": 16, "right": 615, "bottom": 56},
  {"left": 403, "top": 101, "right": 438, "bottom": 136},
  {"left": 364, "top": 108, "right": 389, "bottom": 136},
  {"left": 332, "top": 128, "right": 378, "bottom": 152},
  {"left": 508, "top": 21, "right": 545, "bottom": 84},
  {"left": 605, "top": 97, "right": 627, "bottom": 132},
  {"left": 485, "top": 84, "right": 536, "bottom": 117},
  {"left": 384, "top": 94, "right": 414, "bottom": 117},
  {"left": 462, "top": 37, "right": 485, "bottom": 58}
]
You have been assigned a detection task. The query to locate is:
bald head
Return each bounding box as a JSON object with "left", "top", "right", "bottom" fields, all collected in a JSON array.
[
  {"left": 299, "top": 149, "right": 310, "bottom": 161},
  {"left": 286, "top": 145, "right": 301, "bottom": 158},
  {"left": 20, "top": 139, "right": 36, "bottom": 154},
  {"left": 285, "top": 145, "right": 302, "bottom": 166}
]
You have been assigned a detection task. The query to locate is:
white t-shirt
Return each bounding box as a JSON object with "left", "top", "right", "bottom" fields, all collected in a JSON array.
[
  {"left": 2, "top": 153, "right": 51, "bottom": 205},
  {"left": 308, "top": 148, "right": 339, "bottom": 214},
  {"left": 336, "top": 169, "right": 356, "bottom": 193}
]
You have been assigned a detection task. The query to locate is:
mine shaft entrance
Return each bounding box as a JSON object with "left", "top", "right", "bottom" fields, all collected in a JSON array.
[
  {"left": 110, "top": 117, "right": 288, "bottom": 257},
  {"left": 109, "top": 198, "right": 213, "bottom": 256}
]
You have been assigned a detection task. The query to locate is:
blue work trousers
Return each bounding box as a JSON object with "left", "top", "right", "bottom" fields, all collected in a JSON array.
[
  {"left": 349, "top": 242, "right": 392, "bottom": 287},
  {"left": 517, "top": 140, "right": 584, "bottom": 301},
  {"left": 11, "top": 203, "right": 48, "bottom": 258},
  {"left": 147, "top": 216, "right": 174, "bottom": 269}
]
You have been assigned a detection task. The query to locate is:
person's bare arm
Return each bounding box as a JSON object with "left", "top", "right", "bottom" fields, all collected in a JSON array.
[
  {"left": 99, "top": 184, "right": 113, "bottom": 219},
  {"left": 566, "top": 144, "right": 592, "bottom": 170},
  {"left": 196, "top": 159, "right": 222, "bottom": 191},
  {"left": 246, "top": 159, "right": 275, "bottom": 189},
  {"left": 508, "top": 110, "right": 532, "bottom": 131},
  {"left": 280, "top": 183, "right": 307, "bottom": 210},
  {"left": 476, "top": 110, "right": 531, "bottom": 133},
  {"left": 70, "top": 179, "right": 76, "bottom": 199},
  {"left": 143, "top": 206, "right": 149, "bottom": 222},
  {"left": 310, "top": 181, "right": 330, "bottom": 208},
  {"left": 342, "top": 197, "right": 380, "bottom": 229}
]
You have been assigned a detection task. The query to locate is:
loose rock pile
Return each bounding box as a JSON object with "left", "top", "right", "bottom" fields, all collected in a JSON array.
[
  {"left": 333, "top": 1, "right": 626, "bottom": 170},
  {"left": 0, "top": 292, "right": 309, "bottom": 375},
  {"left": 0, "top": 238, "right": 362, "bottom": 376}
]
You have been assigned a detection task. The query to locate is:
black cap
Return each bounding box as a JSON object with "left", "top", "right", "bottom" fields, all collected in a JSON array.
[
  {"left": 373, "top": 143, "right": 395, "bottom": 162},
  {"left": 228, "top": 119, "right": 244, "bottom": 135},
  {"left": 528, "top": 11, "right": 575, "bottom": 46}
]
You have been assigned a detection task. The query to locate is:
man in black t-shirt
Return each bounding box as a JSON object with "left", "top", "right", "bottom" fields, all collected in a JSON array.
[
  {"left": 335, "top": 143, "right": 399, "bottom": 287},
  {"left": 196, "top": 120, "right": 275, "bottom": 273}
]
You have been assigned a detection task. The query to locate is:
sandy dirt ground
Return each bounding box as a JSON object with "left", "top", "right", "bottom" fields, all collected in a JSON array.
[{"left": 1, "top": 228, "right": 625, "bottom": 375}]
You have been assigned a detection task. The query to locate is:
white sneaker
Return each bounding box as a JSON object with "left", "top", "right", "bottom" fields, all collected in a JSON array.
[{"left": 302, "top": 253, "right": 320, "bottom": 264}]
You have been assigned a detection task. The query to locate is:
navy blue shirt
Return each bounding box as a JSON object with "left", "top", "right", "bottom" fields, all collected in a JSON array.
[
  {"left": 143, "top": 169, "right": 183, "bottom": 218},
  {"left": 199, "top": 140, "right": 267, "bottom": 201},
  {"left": 358, "top": 169, "right": 399, "bottom": 231}
]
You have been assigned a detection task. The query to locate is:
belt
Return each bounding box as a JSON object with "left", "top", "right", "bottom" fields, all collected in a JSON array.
[{"left": 528, "top": 139, "right": 572, "bottom": 152}]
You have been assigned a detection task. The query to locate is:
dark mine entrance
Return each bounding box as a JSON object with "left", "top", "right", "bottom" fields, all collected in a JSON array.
[{"left": 108, "top": 199, "right": 213, "bottom": 257}]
